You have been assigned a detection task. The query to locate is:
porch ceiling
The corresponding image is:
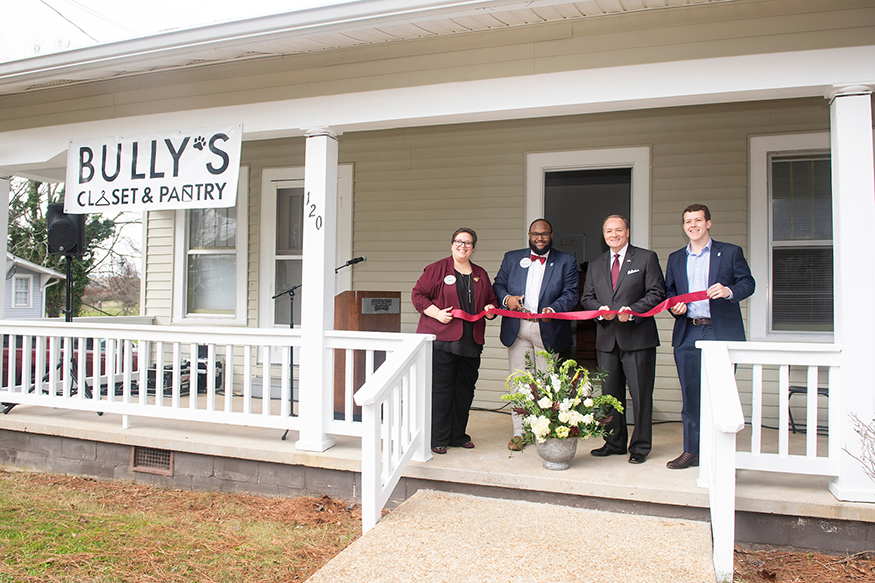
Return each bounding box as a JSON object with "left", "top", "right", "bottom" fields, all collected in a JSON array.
[{"left": 0, "top": 0, "right": 735, "bottom": 98}]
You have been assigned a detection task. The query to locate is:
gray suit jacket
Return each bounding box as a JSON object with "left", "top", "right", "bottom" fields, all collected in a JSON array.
[{"left": 581, "top": 245, "right": 666, "bottom": 352}]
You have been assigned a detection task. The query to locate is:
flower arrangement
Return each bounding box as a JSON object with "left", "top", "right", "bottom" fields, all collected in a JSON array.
[{"left": 501, "top": 350, "right": 622, "bottom": 445}]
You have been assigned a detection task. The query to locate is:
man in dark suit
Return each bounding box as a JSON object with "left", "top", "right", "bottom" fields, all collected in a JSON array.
[
  {"left": 493, "top": 218, "right": 579, "bottom": 451},
  {"left": 582, "top": 215, "right": 665, "bottom": 464},
  {"left": 664, "top": 204, "right": 755, "bottom": 469}
]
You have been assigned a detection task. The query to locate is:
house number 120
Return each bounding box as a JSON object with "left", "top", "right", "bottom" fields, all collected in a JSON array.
[{"left": 305, "top": 191, "right": 323, "bottom": 230}]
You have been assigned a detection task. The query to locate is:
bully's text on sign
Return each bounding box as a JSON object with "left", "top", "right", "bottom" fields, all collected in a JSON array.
[{"left": 65, "top": 124, "right": 242, "bottom": 214}]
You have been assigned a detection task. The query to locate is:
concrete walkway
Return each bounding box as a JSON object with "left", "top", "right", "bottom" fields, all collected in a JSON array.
[{"left": 308, "top": 489, "right": 717, "bottom": 583}]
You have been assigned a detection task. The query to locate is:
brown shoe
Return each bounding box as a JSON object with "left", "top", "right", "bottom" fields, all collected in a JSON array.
[
  {"left": 666, "top": 452, "right": 699, "bottom": 469},
  {"left": 507, "top": 436, "right": 525, "bottom": 451}
]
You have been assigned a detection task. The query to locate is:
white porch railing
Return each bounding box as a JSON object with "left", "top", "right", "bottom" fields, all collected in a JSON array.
[
  {"left": 353, "top": 333, "right": 433, "bottom": 532},
  {"left": 0, "top": 320, "right": 433, "bottom": 531},
  {"left": 699, "top": 340, "right": 840, "bottom": 582}
]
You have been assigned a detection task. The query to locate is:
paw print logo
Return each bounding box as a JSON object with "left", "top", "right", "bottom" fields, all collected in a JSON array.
[{"left": 193, "top": 136, "right": 206, "bottom": 151}]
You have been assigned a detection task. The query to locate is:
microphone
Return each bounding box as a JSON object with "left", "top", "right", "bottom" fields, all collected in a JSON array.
[{"left": 336, "top": 256, "right": 367, "bottom": 273}]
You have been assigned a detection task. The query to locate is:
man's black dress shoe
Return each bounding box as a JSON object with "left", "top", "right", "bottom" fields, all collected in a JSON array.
[
  {"left": 666, "top": 452, "right": 699, "bottom": 469},
  {"left": 628, "top": 453, "right": 646, "bottom": 464},
  {"left": 590, "top": 444, "right": 626, "bottom": 457}
]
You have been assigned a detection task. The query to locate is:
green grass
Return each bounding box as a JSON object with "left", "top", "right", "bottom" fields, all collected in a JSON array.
[{"left": 79, "top": 301, "right": 137, "bottom": 317}]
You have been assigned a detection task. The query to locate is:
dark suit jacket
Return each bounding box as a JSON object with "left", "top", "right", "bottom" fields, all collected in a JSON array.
[
  {"left": 665, "top": 239, "right": 755, "bottom": 347},
  {"left": 581, "top": 245, "right": 665, "bottom": 352},
  {"left": 412, "top": 256, "right": 498, "bottom": 344},
  {"left": 492, "top": 248, "right": 579, "bottom": 352}
]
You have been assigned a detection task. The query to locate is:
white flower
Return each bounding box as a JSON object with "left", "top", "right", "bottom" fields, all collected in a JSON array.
[
  {"left": 582, "top": 413, "right": 594, "bottom": 425},
  {"left": 551, "top": 374, "right": 561, "bottom": 393},
  {"left": 559, "top": 398, "right": 575, "bottom": 412},
  {"left": 581, "top": 381, "right": 593, "bottom": 397},
  {"left": 569, "top": 410, "right": 586, "bottom": 425},
  {"left": 558, "top": 410, "right": 570, "bottom": 423},
  {"left": 531, "top": 416, "right": 552, "bottom": 442},
  {"left": 537, "top": 396, "right": 553, "bottom": 409},
  {"left": 583, "top": 398, "right": 593, "bottom": 408}
]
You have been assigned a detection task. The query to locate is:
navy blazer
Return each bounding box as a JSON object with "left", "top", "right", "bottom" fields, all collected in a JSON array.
[
  {"left": 581, "top": 245, "right": 665, "bottom": 352},
  {"left": 665, "top": 240, "right": 755, "bottom": 346},
  {"left": 492, "top": 248, "right": 579, "bottom": 352}
]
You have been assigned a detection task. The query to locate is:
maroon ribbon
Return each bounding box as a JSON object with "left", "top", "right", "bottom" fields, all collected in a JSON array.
[{"left": 450, "top": 290, "right": 710, "bottom": 322}]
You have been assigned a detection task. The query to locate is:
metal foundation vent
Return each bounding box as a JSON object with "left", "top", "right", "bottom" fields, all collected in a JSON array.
[{"left": 131, "top": 446, "right": 173, "bottom": 476}]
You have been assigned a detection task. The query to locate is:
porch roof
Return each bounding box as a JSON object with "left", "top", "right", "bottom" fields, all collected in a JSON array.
[
  {"left": 0, "top": 0, "right": 737, "bottom": 98},
  {"left": 2, "top": 0, "right": 874, "bottom": 183}
]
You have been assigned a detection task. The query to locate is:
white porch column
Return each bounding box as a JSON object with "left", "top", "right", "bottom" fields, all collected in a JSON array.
[
  {"left": 0, "top": 177, "right": 8, "bottom": 319},
  {"left": 828, "top": 86, "right": 875, "bottom": 502},
  {"left": 296, "top": 127, "right": 339, "bottom": 452}
]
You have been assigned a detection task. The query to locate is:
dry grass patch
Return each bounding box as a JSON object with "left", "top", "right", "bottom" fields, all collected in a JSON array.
[{"left": 0, "top": 468, "right": 360, "bottom": 582}]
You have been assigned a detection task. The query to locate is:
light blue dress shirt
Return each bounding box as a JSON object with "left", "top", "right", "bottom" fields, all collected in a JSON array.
[{"left": 685, "top": 240, "right": 711, "bottom": 320}]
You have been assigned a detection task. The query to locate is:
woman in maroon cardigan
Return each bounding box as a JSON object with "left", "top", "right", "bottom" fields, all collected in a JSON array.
[{"left": 412, "top": 227, "right": 498, "bottom": 455}]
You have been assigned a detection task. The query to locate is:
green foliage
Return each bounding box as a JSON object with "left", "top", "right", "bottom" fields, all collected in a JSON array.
[{"left": 7, "top": 180, "right": 114, "bottom": 317}]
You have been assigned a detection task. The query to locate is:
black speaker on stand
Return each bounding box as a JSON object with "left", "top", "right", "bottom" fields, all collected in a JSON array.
[{"left": 47, "top": 202, "right": 86, "bottom": 323}]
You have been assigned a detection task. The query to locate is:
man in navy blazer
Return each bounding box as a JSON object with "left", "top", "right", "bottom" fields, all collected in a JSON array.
[
  {"left": 664, "top": 204, "right": 755, "bottom": 469},
  {"left": 582, "top": 215, "right": 665, "bottom": 464},
  {"left": 493, "top": 219, "right": 579, "bottom": 451}
]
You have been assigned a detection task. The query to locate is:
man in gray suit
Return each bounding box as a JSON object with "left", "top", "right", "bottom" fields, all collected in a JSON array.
[{"left": 581, "top": 215, "right": 665, "bottom": 464}]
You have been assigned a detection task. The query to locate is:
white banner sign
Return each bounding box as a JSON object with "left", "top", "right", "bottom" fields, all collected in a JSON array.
[{"left": 65, "top": 124, "right": 242, "bottom": 213}]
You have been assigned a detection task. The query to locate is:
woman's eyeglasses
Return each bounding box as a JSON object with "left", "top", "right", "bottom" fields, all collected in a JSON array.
[{"left": 453, "top": 240, "right": 474, "bottom": 248}]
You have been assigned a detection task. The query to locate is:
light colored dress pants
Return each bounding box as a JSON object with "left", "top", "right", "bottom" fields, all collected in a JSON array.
[{"left": 508, "top": 319, "right": 548, "bottom": 436}]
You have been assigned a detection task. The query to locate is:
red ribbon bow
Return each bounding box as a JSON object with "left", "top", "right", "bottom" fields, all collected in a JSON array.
[{"left": 530, "top": 254, "right": 546, "bottom": 264}]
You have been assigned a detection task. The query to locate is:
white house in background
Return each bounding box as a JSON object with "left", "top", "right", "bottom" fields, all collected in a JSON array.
[
  {"left": 3, "top": 253, "right": 64, "bottom": 320},
  {"left": 0, "top": 0, "right": 873, "bottom": 521}
]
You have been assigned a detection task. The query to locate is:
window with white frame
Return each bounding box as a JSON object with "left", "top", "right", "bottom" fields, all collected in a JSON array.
[
  {"left": 13, "top": 275, "right": 32, "bottom": 308},
  {"left": 173, "top": 166, "right": 248, "bottom": 322},
  {"left": 769, "top": 153, "right": 833, "bottom": 333},
  {"left": 750, "top": 134, "right": 833, "bottom": 340},
  {"left": 186, "top": 206, "right": 237, "bottom": 314}
]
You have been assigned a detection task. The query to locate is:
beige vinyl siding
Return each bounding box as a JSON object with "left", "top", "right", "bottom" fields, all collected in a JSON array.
[
  {"left": 143, "top": 210, "right": 175, "bottom": 321},
  {"left": 3, "top": 0, "right": 874, "bottom": 132}
]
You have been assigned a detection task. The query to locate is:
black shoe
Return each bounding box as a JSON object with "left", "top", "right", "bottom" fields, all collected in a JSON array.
[
  {"left": 590, "top": 444, "right": 626, "bottom": 457},
  {"left": 628, "top": 453, "right": 647, "bottom": 464},
  {"left": 666, "top": 452, "right": 699, "bottom": 469}
]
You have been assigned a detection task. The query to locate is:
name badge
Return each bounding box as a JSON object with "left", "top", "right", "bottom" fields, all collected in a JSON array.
[
  {"left": 520, "top": 257, "right": 532, "bottom": 268},
  {"left": 444, "top": 275, "right": 456, "bottom": 285}
]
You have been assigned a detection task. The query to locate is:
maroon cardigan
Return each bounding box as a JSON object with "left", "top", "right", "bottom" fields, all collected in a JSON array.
[{"left": 412, "top": 256, "right": 498, "bottom": 344}]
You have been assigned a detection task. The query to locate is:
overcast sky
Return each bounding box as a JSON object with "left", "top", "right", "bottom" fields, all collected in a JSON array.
[{"left": 1, "top": 0, "right": 352, "bottom": 63}]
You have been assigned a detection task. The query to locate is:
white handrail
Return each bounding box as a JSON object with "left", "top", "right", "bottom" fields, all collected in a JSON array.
[
  {"left": 355, "top": 333, "right": 433, "bottom": 532},
  {"left": 699, "top": 340, "right": 841, "bottom": 583},
  {"left": 697, "top": 341, "right": 744, "bottom": 583}
]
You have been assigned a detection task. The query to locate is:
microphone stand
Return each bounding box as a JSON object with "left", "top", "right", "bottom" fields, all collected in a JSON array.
[
  {"left": 273, "top": 283, "right": 301, "bottom": 441},
  {"left": 273, "top": 259, "right": 361, "bottom": 441}
]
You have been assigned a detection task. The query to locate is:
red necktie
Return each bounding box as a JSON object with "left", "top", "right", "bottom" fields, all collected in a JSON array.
[
  {"left": 530, "top": 254, "right": 546, "bottom": 264},
  {"left": 611, "top": 253, "right": 620, "bottom": 290}
]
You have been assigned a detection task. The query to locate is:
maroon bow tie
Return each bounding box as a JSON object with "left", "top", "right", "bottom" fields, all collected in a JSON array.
[{"left": 530, "top": 254, "right": 546, "bottom": 264}]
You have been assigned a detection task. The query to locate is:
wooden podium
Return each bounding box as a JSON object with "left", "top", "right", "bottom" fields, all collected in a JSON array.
[{"left": 333, "top": 290, "right": 401, "bottom": 419}]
